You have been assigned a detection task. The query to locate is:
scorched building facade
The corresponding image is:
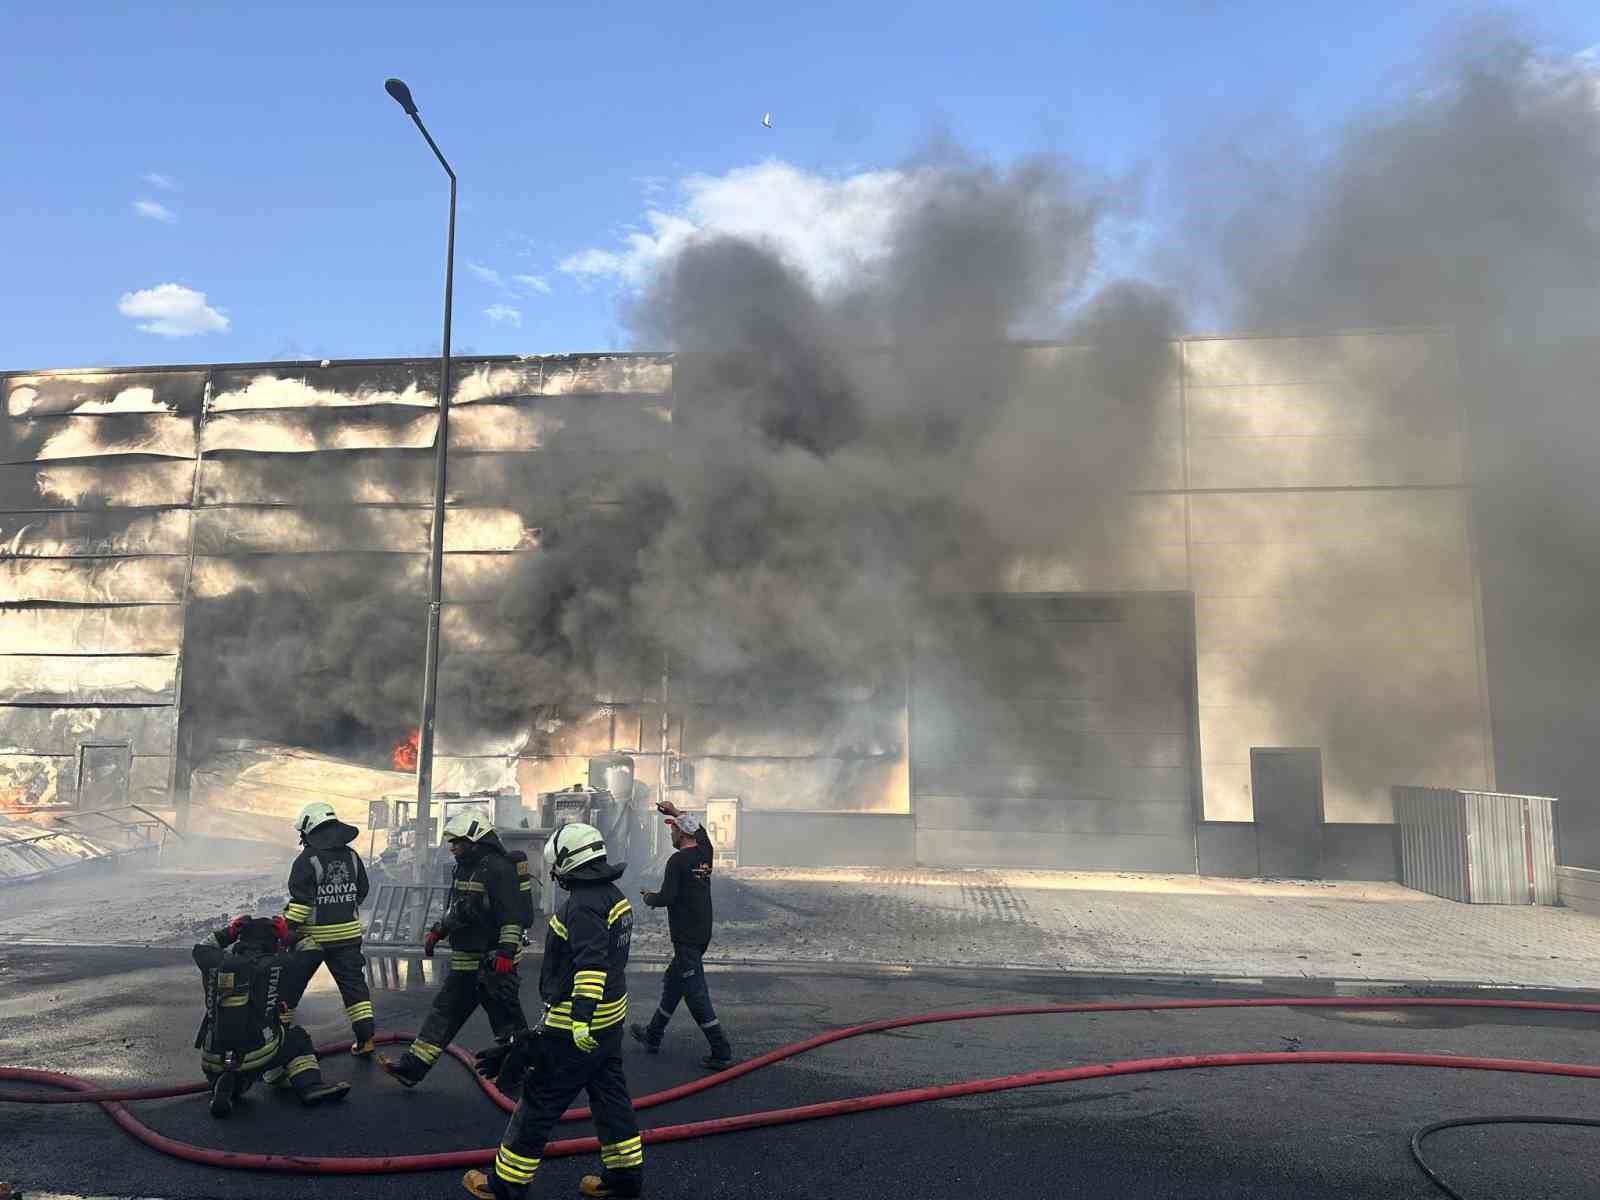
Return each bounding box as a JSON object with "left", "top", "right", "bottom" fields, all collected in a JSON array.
[{"left": 0, "top": 328, "right": 1496, "bottom": 875}]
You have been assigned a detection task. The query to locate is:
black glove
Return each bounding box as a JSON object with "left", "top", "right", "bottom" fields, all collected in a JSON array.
[{"left": 475, "top": 1029, "right": 536, "bottom": 1092}]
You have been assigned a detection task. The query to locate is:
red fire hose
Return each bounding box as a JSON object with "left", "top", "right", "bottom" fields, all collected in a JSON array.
[{"left": 3, "top": 996, "right": 1599, "bottom": 1181}]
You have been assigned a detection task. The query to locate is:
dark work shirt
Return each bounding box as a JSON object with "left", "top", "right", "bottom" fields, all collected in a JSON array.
[{"left": 646, "top": 840, "right": 714, "bottom": 947}]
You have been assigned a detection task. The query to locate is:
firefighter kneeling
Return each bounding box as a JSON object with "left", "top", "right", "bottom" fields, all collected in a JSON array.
[
  {"left": 192, "top": 916, "right": 352, "bottom": 1117},
  {"left": 464, "top": 822, "right": 643, "bottom": 1200}
]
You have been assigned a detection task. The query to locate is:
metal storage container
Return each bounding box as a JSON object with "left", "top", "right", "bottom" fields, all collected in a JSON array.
[{"left": 1393, "top": 787, "right": 1558, "bottom": 904}]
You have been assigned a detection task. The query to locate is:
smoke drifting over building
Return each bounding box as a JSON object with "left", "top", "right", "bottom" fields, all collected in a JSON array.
[{"left": 4, "top": 25, "right": 1598, "bottom": 869}]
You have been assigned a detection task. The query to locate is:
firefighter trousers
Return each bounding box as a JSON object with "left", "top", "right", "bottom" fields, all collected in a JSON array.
[
  {"left": 201, "top": 1024, "right": 328, "bottom": 1098},
  {"left": 491, "top": 1027, "right": 642, "bottom": 1198},
  {"left": 399, "top": 962, "right": 527, "bottom": 1078},
  {"left": 282, "top": 939, "right": 375, "bottom": 1042}
]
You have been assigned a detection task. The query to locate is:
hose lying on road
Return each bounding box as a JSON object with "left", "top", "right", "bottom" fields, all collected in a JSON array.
[{"left": 3, "top": 996, "right": 1598, "bottom": 1190}]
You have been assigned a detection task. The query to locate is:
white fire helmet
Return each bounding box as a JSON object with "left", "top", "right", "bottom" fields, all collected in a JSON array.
[
  {"left": 294, "top": 801, "right": 339, "bottom": 837},
  {"left": 442, "top": 809, "right": 493, "bottom": 844},
  {"left": 543, "top": 821, "right": 607, "bottom": 878}
]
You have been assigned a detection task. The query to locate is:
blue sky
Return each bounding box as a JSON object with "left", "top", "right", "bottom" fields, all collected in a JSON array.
[{"left": 2, "top": 1, "right": 1596, "bottom": 370}]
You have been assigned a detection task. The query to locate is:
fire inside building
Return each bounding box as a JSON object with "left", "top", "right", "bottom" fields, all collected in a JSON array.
[{"left": 1, "top": 329, "right": 1506, "bottom": 879}]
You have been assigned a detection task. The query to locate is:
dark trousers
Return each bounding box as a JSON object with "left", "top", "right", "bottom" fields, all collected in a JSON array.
[
  {"left": 401, "top": 963, "right": 527, "bottom": 1078},
  {"left": 646, "top": 941, "right": 730, "bottom": 1056},
  {"left": 201, "top": 1024, "right": 327, "bottom": 1098},
  {"left": 491, "top": 1027, "right": 642, "bottom": 1197},
  {"left": 280, "top": 939, "right": 375, "bottom": 1042}
]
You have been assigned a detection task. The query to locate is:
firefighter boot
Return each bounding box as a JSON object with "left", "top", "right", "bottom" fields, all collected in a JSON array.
[
  {"left": 462, "top": 1169, "right": 519, "bottom": 1200},
  {"left": 579, "top": 1166, "right": 643, "bottom": 1198},
  {"left": 298, "top": 1081, "right": 352, "bottom": 1107},
  {"left": 378, "top": 1053, "right": 426, "bottom": 1088},
  {"left": 628, "top": 1023, "right": 660, "bottom": 1054},
  {"left": 700, "top": 1026, "right": 734, "bottom": 1072},
  {"left": 208, "top": 1070, "right": 240, "bottom": 1119},
  {"left": 351, "top": 1038, "right": 377, "bottom": 1057}
]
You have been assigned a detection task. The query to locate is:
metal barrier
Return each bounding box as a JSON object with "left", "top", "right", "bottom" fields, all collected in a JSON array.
[
  {"left": 0, "top": 805, "right": 180, "bottom": 885},
  {"left": 364, "top": 883, "right": 453, "bottom": 948}
]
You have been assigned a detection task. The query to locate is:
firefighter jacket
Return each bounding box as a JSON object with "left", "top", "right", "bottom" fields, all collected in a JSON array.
[
  {"left": 192, "top": 928, "right": 321, "bottom": 1074},
  {"left": 539, "top": 862, "right": 632, "bottom": 1034},
  {"left": 438, "top": 831, "right": 526, "bottom": 971},
  {"left": 283, "top": 820, "right": 369, "bottom": 946}
]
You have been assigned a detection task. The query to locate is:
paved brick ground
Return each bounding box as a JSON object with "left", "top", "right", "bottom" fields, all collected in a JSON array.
[{"left": 623, "top": 866, "right": 1600, "bottom": 988}]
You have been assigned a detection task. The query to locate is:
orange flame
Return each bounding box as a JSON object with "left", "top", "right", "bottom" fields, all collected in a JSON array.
[{"left": 392, "top": 729, "right": 420, "bottom": 772}]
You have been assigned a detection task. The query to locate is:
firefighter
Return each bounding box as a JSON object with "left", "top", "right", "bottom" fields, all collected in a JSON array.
[
  {"left": 464, "top": 821, "right": 642, "bottom": 1200},
  {"left": 192, "top": 915, "right": 352, "bottom": 1116},
  {"left": 630, "top": 801, "right": 733, "bottom": 1069},
  {"left": 280, "top": 801, "right": 376, "bottom": 1055},
  {"left": 380, "top": 809, "right": 531, "bottom": 1087}
]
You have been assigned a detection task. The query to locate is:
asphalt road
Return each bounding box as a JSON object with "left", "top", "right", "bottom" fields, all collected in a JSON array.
[{"left": 4, "top": 945, "right": 1600, "bottom": 1199}]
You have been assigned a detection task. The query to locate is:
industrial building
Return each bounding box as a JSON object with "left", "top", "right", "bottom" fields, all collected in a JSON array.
[{"left": 0, "top": 327, "right": 1495, "bottom": 876}]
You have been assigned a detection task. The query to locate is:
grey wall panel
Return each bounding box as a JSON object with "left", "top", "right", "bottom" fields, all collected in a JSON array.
[
  {"left": 0, "top": 705, "right": 178, "bottom": 755},
  {"left": 0, "top": 509, "right": 190, "bottom": 557},
  {"left": 1, "top": 414, "right": 198, "bottom": 463},
  {"left": 190, "top": 506, "right": 536, "bottom": 554},
  {"left": 0, "top": 460, "right": 196, "bottom": 510},
  {"left": 4, "top": 370, "right": 207, "bottom": 418},
  {"left": 916, "top": 829, "right": 1196, "bottom": 872},
  {"left": 1197, "top": 823, "right": 1259, "bottom": 878},
  {"left": 3, "top": 557, "right": 187, "bottom": 603},
  {"left": 740, "top": 812, "right": 915, "bottom": 867},
  {"left": 915, "top": 788, "right": 1195, "bottom": 835},
  {"left": 1320, "top": 824, "right": 1401, "bottom": 881}
]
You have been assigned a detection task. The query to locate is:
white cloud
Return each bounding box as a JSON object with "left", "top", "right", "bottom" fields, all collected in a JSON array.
[
  {"left": 468, "top": 263, "right": 504, "bottom": 287},
  {"left": 484, "top": 303, "right": 522, "bottom": 326},
  {"left": 117, "top": 284, "right": 229, "bottom": 337},
  {"left": 142, "top": 172, "right": 177, "bottom": 190},
  {"left": 133, "top": 199, "right": 177, "bottom": 224},
  {"left": 559, "top": 160, "right": 913, "bottom": 293},
  {"left": 512, "top": 273, "right": 552, "bottom": 295}
]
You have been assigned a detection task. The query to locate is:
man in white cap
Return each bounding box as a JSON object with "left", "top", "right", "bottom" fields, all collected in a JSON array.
[{"left": 630, "top": 801, "right": 733, "bottom": 1069}]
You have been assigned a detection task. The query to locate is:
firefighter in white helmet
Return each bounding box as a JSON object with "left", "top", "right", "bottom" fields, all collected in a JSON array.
[
  {"left": 464, "top": 821, "right": 642, "bottom": 1199},
  {"left": 380, "top": 809, "right": 531, "bottom": 1088},
  {"left": 278, "top": 801, "right": 375, "bottom": 1054}
]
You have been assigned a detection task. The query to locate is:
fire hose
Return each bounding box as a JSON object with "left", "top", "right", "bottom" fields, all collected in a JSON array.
[{"left": 4, "top": 996, "right": 1600, "bottom": 1198}]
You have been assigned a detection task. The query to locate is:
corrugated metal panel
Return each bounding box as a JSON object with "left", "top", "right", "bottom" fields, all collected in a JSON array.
[
  {"left": 190, "top": 506, "right": 538, "bottom": 554},
  {"left": 200, "top": 409, "right": 437, "bottom": 454},
  {"left": 209, "top": 363, "right": 437, "bottom": 411},
  {"left": 0, "top": 460, "right": 196, "bottom": 510},
  {"left": 3, "top": 370, "right": 207, "bottom": 418},
  {"left": 1, "top": 509, "right": 191, "bottom": 557},
  {"left": 1, "top": 414, "right": 198, "bottom": 464},
  {"left": 1397, "top": 786, "right": 1559, "bottom": 904},
  {"left": 1465, "top": 790, "right": 1522, "bottom": 903},
  {"left": 0, "top": 605, "right": 184, "bottom": 654},
  {"left": 0, "top": 705, "right": 179, "bottom": 756},
  {"left": 2, "top": 557, "right": 187, "bottom": 603},
  {"left": 1395, "top": 786, "right": 1468, "bottom": 902},
  {"left": 0, "top": 654, "right": 178, "bottom": 705}
]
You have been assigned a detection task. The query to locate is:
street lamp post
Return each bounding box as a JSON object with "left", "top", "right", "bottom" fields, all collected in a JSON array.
[{"left": 385, "top": 77, "right": 456, "bottom": 882}]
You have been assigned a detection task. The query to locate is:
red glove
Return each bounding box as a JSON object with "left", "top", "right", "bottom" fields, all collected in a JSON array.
[
  {"left": 423, "top": 929, "right": 442, "bottom": 958},
  {"left": 492, "top": 952, "right": 517, "bottom": 975},
  {"left": 270, "top": 916, "right": 291, "bottom": 947},
  {"left": 226, "top": 915, "right": 247, "bottom": 940}
]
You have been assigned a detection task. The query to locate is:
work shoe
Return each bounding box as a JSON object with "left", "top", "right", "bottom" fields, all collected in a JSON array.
[
  {"left": 628, "top": 1023, "right": 660, "bottom": 1054},
  {"left": 462, "top": 1169, "right": 511, "bottom": 1199},
  {"left": 351, "top": 1037, "right": 377, "bottom": 1057},
  {"left": 579, "top": 1167, "right": 643, "bottom": 1198},
  {"left": 208, "top": 1071, "right": 240, "bottom": 1118},
  {"left": 700, "top": 1052, "right": 734, "bottom": 1072},
  {"left": 378, "top": 1054, "right": 424, "bottom": 1088},
  {"left": 298, "top": 1081, "right": 352, "bottom": 1107}
]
